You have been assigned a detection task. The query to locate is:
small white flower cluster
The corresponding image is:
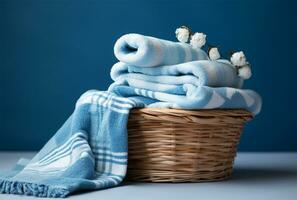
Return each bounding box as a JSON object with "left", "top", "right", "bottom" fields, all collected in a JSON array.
[
  {"left": 175, "top": 26, "right": 220, "bottom": 60},
  {"left": 175, "top": 26, "right": 190, "bottom": 43},
  {"left": 208, "top": 47, "right": 220, "bottom": 60},
  {"left": 175, "top": 26, "right": 206, "bottom": 49},
  {"left": 230, "top": 51, "right": 252, "bottom": 80},
  {"left": 190, "top": 32, "right": 206, "bottom": 49},
  {"left": 175, "top": 26, "right": 252, "bottom": 80}
]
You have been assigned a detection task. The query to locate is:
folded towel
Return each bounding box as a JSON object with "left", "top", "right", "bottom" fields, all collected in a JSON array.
[
  {"left": 114, "top": 33, "right": 208, "bottom": 67},
  {"left": 0, "top": 91, "right": 143, "bottom": 198},
  {"left": 110, "top": 85, "right": 262, "bottom": 115},
  {"left": 109, "top": 53, "right": 261, "bottom": 115},
  {"left": 109, "top": 60, "right": 244, "bottom": 95}
]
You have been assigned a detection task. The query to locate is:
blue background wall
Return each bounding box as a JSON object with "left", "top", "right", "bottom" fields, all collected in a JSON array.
[{"left": 0, "top": 0, "right": 296, "bottom": 151}]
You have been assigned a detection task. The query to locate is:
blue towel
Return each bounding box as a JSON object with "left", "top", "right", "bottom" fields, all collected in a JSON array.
[
  {"left": 0, "top": 91, "right": 143, "bottom": 198},
  {"left": 114, "top": 33, "right": 208, "bottom": 67},
  {"left": 108, "top": 59, "right": 261, "bottom": 115},
  {"left": 112, "top": 85, "right": 261, "bottom": 115},
  {"left": 109, "top": 60, "right": 244, "bottom": 95}
]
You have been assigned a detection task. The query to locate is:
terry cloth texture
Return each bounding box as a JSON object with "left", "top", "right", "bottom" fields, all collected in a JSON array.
[
  {"left": 108, "top": 62, "right": 260, "bottom": 115},
  {"left": 114, "top": 33, "right": 208, "bottom": 67},
  {"left": 0, "top": 91, "right": 143, "bottom": 198}
]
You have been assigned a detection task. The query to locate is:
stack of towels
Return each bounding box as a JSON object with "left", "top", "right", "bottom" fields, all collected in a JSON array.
[
  {"left": 0, "top": 34, "right": 261, "bottom": 198},
  {"left": 110, "top": 33, "right": 261, "bottom": 114}
]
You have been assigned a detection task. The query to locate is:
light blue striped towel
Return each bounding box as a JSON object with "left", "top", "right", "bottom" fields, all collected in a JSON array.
[
  {"left": 114, "top": 33, "right": 208, "bottom": 67},
  {"left": 109, "top": 59, "right": 244, "bottom": 94},
  {"left": 0, "top": 91, "right": 143, "bottom": 198},
  {"left": 111, "top": 85, "right": 262, "bottom": 115},
  {"left": 108, "top": 59, "right": 261, "bottom": 115}
]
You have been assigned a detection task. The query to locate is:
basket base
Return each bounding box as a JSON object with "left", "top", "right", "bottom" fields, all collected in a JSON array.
[{"left": 126, "top": 168, "right": 234, "bottom": 183}]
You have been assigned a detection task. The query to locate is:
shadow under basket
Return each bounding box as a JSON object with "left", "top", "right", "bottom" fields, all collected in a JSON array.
[{"left": 126, "top": 108, "right": 253, "bottom": 182}]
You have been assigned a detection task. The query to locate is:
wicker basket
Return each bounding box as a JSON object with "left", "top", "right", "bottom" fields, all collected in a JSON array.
[{"left": 126, "top": 108, "right": 252, "bottom": 182}]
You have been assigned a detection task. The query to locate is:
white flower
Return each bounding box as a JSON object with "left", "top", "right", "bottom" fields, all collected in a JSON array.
[
  {"left": 190, "top": 32, "right": 206, "bottom": 49},
  {"left": 208, "top": 47, "right": 220, "bottom": 60},
  {"left": 175, "top": 27, "right": 190, "bottom": 43},
  {"left": 238, "top": 65, "right": 252, "bottom": 80},
  {"left": 230, "top": 51, "right": 247, "bottom": 66}
]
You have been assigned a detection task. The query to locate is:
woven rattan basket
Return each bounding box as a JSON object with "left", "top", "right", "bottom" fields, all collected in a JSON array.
[{"left": 126, "top": 108, "right": 252, "bottom": 182}]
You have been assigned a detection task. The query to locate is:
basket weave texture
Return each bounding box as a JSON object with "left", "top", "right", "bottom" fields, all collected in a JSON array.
[{"left": 126, "top": 108, "right": 252, "bottom": 182}]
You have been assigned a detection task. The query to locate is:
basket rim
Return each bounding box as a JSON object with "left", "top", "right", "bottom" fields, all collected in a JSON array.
[{"left": 130, "top": 108, "right": 253, "bottom": 117}]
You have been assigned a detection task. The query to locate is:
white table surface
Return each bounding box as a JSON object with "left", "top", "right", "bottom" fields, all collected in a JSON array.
[{"left": 0, "top": 152, "right": 296, "bottom": 200}]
